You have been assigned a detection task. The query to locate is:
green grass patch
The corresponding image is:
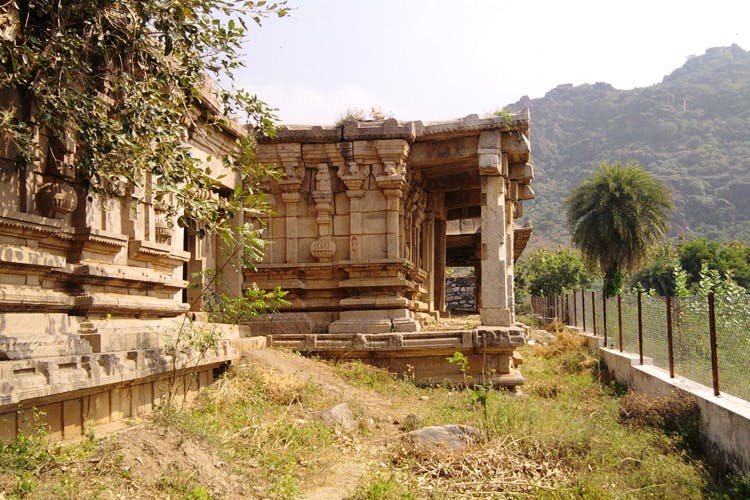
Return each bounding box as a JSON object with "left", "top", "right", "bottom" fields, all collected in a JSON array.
[
  {"left": 1, "top": 333, "right": 748, "bottom": 498},
  {"left": 357, "top": 329, "right": 748, "bottom": 498},
  {"left": 330, "top": 359, "right": 419, "bottom": 396}
]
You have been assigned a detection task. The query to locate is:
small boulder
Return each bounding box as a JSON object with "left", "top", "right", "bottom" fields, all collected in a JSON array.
[
  {"left": 317, "top": 403, "right": 356, "bottom": 431},
  {"left": 398, "top": 413, "right": 423, "bottom": 432},
  {"left": 403, "top": 424, "right": 481, "bottom": 451}
]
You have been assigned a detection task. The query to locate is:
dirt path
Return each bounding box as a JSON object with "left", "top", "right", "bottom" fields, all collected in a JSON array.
[{"left": 241, "top": 349, "right": 409, "bottom": 499}]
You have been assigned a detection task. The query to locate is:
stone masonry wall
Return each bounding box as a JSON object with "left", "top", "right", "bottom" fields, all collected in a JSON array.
[{"left": 446, "top": 276, "right": 476, "bottom": 312}]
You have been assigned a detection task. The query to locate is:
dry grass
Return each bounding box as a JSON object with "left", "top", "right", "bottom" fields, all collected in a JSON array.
[
  {"left": 389, "top": 435, "right": 568, "bottom": 497},
  {"left": 619, "top": 390, "right": 702, "bottom": 448},
  {"left": 4, "top": 337, "right": 749, "bottom": 499},
  {"left": 533, "top": 329, "right": 589, "bottom": 359},
  {"left": 528, "top": 379, "right": 563, "bottom": 399}
]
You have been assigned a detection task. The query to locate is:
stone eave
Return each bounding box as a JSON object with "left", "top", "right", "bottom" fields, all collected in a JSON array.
[
  {"left": 513, "top": 223, "right": 533, "bottom": 262},
  {"left": 258, "top": 111, "right": 530, "bottom": 145}
]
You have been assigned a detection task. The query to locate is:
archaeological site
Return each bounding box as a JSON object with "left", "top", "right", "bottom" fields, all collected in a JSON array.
[{"left": 0, "top": 98, "right": 534, "bottom": 441}]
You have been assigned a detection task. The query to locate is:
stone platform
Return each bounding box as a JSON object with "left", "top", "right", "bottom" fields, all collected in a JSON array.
[{"left": 267, "top": 326, "right": 525, "bottom": 387}]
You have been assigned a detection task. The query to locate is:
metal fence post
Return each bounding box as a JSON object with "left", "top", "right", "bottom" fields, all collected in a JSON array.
[
  {"left": 708, "top": 292, "right": 720, "bottom": 396},
  {"left": 637, "top": 290, "right": 643, "bottom": 365},
  {"left": 617, "top": 294, "right": 623, "bottom": 353},
  {"left": 581, "top": 289, "right": 586, "bottom": 332},
  {"left": 591, "top": 291, "right": 597, "bottom": 337},
  {"left": 602, "top": 291, "right": 608, "bottom": 348},
  {"left": 666, "top": 295, "right": 675, "bottom": 378}
]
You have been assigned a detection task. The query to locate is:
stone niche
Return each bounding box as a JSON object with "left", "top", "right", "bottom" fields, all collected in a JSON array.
[{"left": 246, "top": 114, "right": 535, "bottom": 336}]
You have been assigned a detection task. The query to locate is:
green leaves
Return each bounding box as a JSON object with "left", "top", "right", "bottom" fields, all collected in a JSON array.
[
  {"left": 565, "top": 161, "right": 673, "bottom": 297},
  {"left": 516, "top": 247, "right": 593, "bottom": 297},
  {"left": 0, "top": 0, "right": 287, "bottom": 235}
]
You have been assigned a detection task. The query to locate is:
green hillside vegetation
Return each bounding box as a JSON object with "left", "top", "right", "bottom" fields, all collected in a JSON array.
[{"left": 507, "top": 44, "right": 750, "bottom": 247}]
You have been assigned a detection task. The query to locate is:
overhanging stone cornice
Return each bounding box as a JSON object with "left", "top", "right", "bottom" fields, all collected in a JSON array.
[{"left": 258, "top": 111, "right": 530, "bottom": 145}]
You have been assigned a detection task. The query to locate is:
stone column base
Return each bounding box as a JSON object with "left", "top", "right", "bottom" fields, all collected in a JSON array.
[
  {"left": 243, "top": 312, "right": 315, "bottom": 335},
  {"left": 479, "top": 307, "right": 512, "bottom": 327},
  {"left": 328, "top": 308, "right": 421, "bottom": 334}
]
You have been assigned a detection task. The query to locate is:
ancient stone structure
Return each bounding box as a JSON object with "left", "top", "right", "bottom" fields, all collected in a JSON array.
[
  {"left": 0, "top": 89, "right": 254, "bottom": 441},
  {"left": 0, "top": 110, "right": 535, "bottom": 441},
  {"left": 249, "top": 114, "right": 533, "bottom": 331},
  {"left": 247, "top": 114, "right": 534, "bottom": 386},
  {"left": 446, "top": 276, "right": 476, "bottom": 312}
]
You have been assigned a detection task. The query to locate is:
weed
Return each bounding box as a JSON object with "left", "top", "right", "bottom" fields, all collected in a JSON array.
[
  {"left": 158, "top": 362, "right": 343, "bottom": 497},
  {"left": 156, "top": 465, "right": 209, "bottom": 497},
  {"left": 354, "top": 471, "right": 415, "bottom": 499},
  {"left": 541, "top": 319, "right": 566, "bottom": 333},
  {"left": 446, "top": 351, "right": 470, "bottom": 387},
  {"left": 446, "top": 351, "right": 495, "bottom": 440},
  {"left": 534, "top": 330, "right": 589, "bottom": 358}
]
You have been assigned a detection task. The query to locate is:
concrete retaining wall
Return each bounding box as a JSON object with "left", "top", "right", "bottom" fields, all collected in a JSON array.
[{"left": 582, "top": 331, "right": 750, "bottom": 475}]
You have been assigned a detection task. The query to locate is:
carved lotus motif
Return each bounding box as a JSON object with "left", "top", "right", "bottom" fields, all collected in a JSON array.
[
  {"left": 35, "top": 180, "right": 78, "bottom": 219},
  {"left": 310, "top": 236, "right": 336, "bottom": 262}
]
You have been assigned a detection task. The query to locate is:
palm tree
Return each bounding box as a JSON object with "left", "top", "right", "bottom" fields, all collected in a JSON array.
[{"left": 565, "top": 161, "right": 673, "bottom": 297}]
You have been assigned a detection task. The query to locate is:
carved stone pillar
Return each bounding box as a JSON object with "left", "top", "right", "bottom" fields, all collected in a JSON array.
[
  {"left": 423, "top": 216, "right": 435, "bottom": 310},
  {"left": 478, "top": 130, "right": 511, "bottom": 326},
  {"left": 432, "top": 191, "right": 447, "bottom": 314},
  {"left": 310, "top": 163, "right": 335, "bottom": 262}
]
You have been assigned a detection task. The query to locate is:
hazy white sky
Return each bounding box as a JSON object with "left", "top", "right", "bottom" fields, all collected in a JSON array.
[{"left": 237, "top": 0, "right": 750, "bottom": 124}]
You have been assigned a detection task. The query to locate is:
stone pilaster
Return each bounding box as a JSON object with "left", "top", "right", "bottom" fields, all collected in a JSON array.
[
  {"left": 277, "top": 144, "right": 304, "bottom": 263},
  {"left": 280, "top": 190, "right": 300, "bottom": 263},
  {"left": 374, "top": 140, "right": 410, "bottom": 260},
  {"left": 310, "top": 163, "right": 335, "bottom": 262},
  {"left": 336, "top": 142, "right": 367, "bottom": 261}
]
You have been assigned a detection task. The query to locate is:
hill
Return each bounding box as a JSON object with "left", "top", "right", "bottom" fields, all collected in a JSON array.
[{"left": 506, "top": 44, "right": 750, "bottom": 248}]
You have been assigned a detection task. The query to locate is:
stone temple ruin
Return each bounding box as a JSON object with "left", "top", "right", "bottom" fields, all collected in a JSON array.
[
  {"left": 248, "top": 114, "right": 534, "bottom": 385},
  {"left": 0, "top": 106, "right": 534, "bottom": 440},
  {"left": 0, "top": 89, "right": 254, "bottom": 441}
]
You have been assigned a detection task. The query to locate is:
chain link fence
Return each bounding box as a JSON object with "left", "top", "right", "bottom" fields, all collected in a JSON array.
[{"left": 532, "top": 290, "right": 749, "bottom": 402}]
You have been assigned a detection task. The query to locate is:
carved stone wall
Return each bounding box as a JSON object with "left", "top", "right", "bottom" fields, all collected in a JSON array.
[
  {"left": 247, "top": 114, "right": 534, "bottom": 335},
  {"left": 0, "top": 96, "right": 247, "bottom": 440}
]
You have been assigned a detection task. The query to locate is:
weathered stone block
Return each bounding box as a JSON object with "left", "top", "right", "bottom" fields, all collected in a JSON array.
[
  {"left": 63, "top": 398, "right": 82, "bottom": 439},
  {"left": 0, "top": 412, "right": 15, "bottom": 442}
]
